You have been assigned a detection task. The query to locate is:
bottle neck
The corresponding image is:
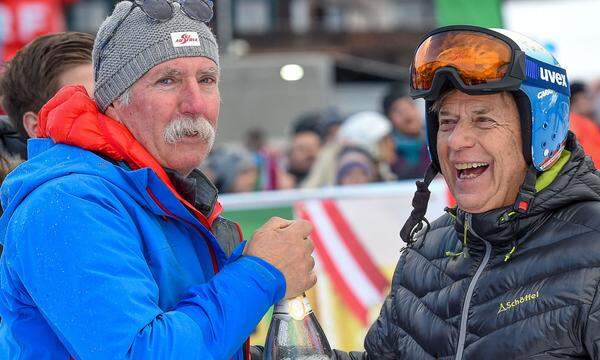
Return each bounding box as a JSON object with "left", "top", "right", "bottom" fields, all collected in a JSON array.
[{"left": 274, "top": 295, "right": 313, "bottom": 320}]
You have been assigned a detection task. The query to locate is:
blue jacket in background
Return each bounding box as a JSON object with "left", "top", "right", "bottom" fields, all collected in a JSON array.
[{"left": 0, "top": 138, "right": 285, "bottom": 359}]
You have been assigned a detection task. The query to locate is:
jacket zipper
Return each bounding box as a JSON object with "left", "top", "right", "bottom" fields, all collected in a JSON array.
[{"left": 455, "top": 213, "right": 491, "bottom": 360}]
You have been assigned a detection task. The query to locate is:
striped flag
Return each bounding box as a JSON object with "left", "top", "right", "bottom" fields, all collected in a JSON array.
[{"left": 295, "top": 199, "right": 389, "bottom": 325}]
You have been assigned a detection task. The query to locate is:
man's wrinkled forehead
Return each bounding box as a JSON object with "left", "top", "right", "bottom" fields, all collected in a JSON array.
[
  {"left": 141, "top": 57, "right": 220, "bottom": 82},
  {"left": 150, "top": 64, "right": 219, "bottom": 79},
  {"left": 439, "top": 99, "right": 493, "bottom": 117},
  {"left": 438, "top": 91, "right": 512, "bottom": 117}
]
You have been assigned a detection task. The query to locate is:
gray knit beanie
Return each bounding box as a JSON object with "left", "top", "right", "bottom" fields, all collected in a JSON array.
[{"left": 93, "top": 1, "right": 219, "bottom": 112}]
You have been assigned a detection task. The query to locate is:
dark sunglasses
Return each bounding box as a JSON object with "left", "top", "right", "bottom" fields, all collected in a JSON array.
[{"left": 132, "top": 0, "right": 214, "bottom": 23}]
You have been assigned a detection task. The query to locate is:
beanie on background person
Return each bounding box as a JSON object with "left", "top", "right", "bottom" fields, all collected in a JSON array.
[
  {"left": 93, "top": 1, "right": 219, "bottom": 112},
  {"left": 335, "top": 145, "right": 379, "bottom": 185}
]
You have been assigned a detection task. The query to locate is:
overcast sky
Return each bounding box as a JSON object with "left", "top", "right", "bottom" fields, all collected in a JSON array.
[{"left": 504, "top": 0, "right": 600, "bottom": 81}]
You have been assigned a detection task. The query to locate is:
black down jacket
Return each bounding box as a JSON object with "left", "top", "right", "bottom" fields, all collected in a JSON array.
[{"left": 335, "top": 135, "right": 600, "bottom": 359}]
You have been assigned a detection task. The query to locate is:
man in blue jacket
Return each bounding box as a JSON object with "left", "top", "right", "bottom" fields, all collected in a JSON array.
[{"left": 0, "top": 1, "right": 316, "bottom": 359}]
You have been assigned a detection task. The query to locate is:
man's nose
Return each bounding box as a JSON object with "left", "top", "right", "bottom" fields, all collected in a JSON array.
[
  {"left": 447, "top": 120, "right": 476, "bottom": 151},
  {"left": 179, "top": 79, "right": 207, "bottom": 116}
]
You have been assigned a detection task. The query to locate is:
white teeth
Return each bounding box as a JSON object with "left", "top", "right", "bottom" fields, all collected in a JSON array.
[{"left": 455, "top": 162, "right": 489, "bottom": 170}]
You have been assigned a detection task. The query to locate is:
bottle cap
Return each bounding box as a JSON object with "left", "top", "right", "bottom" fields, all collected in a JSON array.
[{"left": 288, "top": 296, "right": 312, "bottom": 320}]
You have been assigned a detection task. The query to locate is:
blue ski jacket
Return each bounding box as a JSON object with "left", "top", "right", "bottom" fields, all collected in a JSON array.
[{"left": 0, "top": 86, "right": 285, "bottom": 360}]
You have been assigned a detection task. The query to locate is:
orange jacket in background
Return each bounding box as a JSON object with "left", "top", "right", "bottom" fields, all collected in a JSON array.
[{"left": 570, "top": 113, "right": 600, "bottom": 168}]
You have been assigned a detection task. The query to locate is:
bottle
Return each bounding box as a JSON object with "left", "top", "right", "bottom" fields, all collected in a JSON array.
[{"left": 264, "top": 295, "right": 333, "bottom": 360}]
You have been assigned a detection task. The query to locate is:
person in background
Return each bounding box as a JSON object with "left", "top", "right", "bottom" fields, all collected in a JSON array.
[
  {"left": 286, "top": 113, "right": 323, "bottom": 186},
  {"left": 303, "top": 110, "right": 395, "bottom": 188},
  {"left": 569, "top": 81, "right": 600, "bottom": 166},
  {"left": 317, "top": 107, "right": 344, "bottom": 145},
  {"left": 203, "top": 145, "right": 259, "bottom": 194},
  {"left": 588, "top": 79, "right": 600, "bottom": 127},
  {"left": 381, "top": 83, "right": 430, "bottom": 179},
  {"left": 337, "top": 111, "right": 397, "bottom": 181},
  {"left": 0, "top": 116, "right": 26, "bottom": 182},
  {"left": 0, "top": 115, "right": 23, "bottom": 217},
  {"left": 0, "top": 32, "right": 94, "bottom": 155},
  {"left": 335, "top": 145, "right": 379, "bottom": 186},
  {"left": 0, "top": 32, "right": 94, "bottom": 191},
  {"left": 244, "top": 127, "right": 294, "bottom": 191},
  {"left": 571, "top": 81, "right": 597, "bottom": 121}
]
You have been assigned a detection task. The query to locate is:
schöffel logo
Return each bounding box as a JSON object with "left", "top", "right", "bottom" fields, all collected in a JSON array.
[
  {"left": 497, "top": 291, "right": 540, "bottom": 314},
  {"left": 170, "top": 32, "right": 201, "bottom": 48},
  {"left": 539, "top": 68, "right": 567, "bottom": 87}
]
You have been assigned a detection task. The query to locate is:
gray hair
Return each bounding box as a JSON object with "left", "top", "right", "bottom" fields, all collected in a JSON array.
[
  {"left": 116, "top": 87, "right": 131, "bottom": 107},
  {"left": 430, "top": 89, "right": 455, "bottom": 115}
]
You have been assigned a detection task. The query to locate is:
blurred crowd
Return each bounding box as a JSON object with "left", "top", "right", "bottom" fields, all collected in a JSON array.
[{"left": 199, "top": 83, "right": 432, "bottom": 194}]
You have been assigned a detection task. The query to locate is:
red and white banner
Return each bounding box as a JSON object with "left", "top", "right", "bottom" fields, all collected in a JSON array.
[{"left": 295, "top": 199, "right": 390, "bottom": 325}]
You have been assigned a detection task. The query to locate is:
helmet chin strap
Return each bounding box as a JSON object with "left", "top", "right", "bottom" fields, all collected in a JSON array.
[
  {"left": 400, "top": 163, "right": 538, "bottom": 244},
  {"left": 400, "top": 164, "right": 438, "bottom": 244}
]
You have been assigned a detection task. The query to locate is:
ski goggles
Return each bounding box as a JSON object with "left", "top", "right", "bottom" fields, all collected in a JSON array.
[
  {"left": 409, "top": 26, "right": 569, "bottom": 100},
  {"left": 128, "top": 0, "right": 214, "bottom": 23}
]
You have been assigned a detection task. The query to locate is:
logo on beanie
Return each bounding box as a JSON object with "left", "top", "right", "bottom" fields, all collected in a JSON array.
[{"left": 171, "top": 32, "right": 201, "bottom": 48}]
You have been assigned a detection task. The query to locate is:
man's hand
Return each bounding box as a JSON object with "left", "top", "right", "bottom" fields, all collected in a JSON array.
[{"left": 245, "top": 217, "right": 316, "bottom": 299}]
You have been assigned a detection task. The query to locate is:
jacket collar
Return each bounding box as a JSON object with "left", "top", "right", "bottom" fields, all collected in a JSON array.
[
  {"left": 452, "top": 206, "right": 542, "bottom": 251},
  {"left": 165, "top": 168, "right": 219, "bottom": 218},
  {"left": 37, "top": 85, "right": 222, "bottom": 229}
]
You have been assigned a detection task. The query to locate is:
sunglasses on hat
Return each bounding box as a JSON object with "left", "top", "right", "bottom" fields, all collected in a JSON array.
[{"left": 131, "top": 0, "right": 213, "bottom": 23}]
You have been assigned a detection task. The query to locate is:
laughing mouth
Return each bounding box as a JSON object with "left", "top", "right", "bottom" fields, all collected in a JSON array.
[{"left": 455, "top": 162, "right": 489, "bottom": 179}]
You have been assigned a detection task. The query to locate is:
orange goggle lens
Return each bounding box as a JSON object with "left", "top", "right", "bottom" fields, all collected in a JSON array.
[{"left": 412, "top": 30, "right": 512, "bottom": 90}]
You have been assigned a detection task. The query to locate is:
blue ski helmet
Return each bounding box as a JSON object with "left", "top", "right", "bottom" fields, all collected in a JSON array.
[{"left": 409, "top": 25, "right": 570, "bottom": 171}]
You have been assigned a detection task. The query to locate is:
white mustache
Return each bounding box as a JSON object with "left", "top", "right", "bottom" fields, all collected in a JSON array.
[{"left": 164, "top": 116, "right": 215, "bottom": 148}]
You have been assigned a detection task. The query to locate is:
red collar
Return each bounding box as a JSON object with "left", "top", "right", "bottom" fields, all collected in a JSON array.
[{"left": 37, "top": 85, "right": 222, "bottom": 229}]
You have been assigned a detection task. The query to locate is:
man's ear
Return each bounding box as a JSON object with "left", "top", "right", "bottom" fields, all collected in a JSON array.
[{"left": 22, "top": 111, "right": 39, "bottom": 138}]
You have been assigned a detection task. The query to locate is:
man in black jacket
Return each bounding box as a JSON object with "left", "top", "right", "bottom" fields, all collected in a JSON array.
[{"left": 334, "top": 26, "right": 600, "bottom": 359}]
